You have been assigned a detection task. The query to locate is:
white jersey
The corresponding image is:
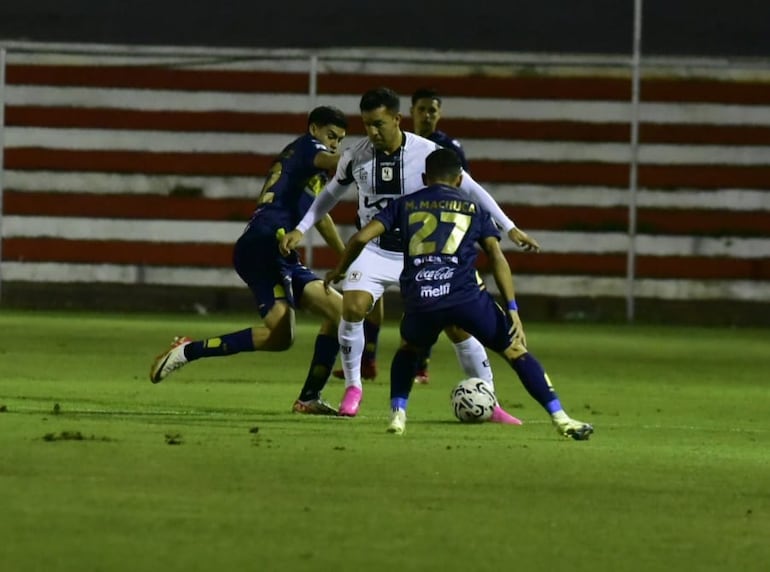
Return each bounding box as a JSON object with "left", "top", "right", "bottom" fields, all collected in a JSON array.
[
  {"left": 294, "top": 131, "right": 515, "bottom": 246},
  {"left": 337, "top": 132, "right": 441, "bottom": 251}
]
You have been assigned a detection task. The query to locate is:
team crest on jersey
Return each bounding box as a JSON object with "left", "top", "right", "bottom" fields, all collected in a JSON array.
[{"left": 381, "top": 166, "right": 393, "bottom": 181}]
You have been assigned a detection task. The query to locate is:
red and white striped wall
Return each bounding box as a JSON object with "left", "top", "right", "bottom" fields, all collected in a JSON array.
[{"left": 2, "top": 44, "right": 769, "bottom": 304}]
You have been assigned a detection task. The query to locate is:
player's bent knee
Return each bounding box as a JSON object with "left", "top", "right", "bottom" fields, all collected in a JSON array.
[
  {"left": 264, "top": 322, "right": 295, "bottom": 351},
  {"left": 259, "top": 301, "right": 296, "bottom": 351},
  {"left": 271, "top": 335, "right": 294, "bottom": 351},
  {"left": 262, "top": 301, "right": 291, "bottom": 329},
  {"left": 250, "top": 322, "right": 295, "bottom": 351},
  {"left": 342, "top": 291, "right": 374, "bottom": 322}
]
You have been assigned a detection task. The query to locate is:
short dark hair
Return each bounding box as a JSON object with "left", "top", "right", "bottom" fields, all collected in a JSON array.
[
  {"left": 425, "top": 148, "right": 462, "bottom": 180},
  {"left": 359, "top": 87, "right": 401, "bottom": 113},
  {"left": 307, "top": 106, "right": 347, "bottom": 129},
  {"left": 411, "top": 87, "right": 442, "bottom": 105}
]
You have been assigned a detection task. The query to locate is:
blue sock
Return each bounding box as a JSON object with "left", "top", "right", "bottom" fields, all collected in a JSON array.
[
  {"left": 390, "top": 348, "right": 420, "bottom": 409},
  {"left": 391, "top": 397, "right": 408, "bottom": 411},
  {"left": 298, "top": 334, "right": 340, "bottom": 401},
  {"left": 184, "top": 328, "right": 254, "bottom": 361},
  {"left": 362, "top": 319, "right": 380, "bottom": 363},
  {"left": 511, "top": 353, "right": 562, "bottom": 414}
]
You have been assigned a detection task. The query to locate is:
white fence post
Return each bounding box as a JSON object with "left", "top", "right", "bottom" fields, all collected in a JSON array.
[
  {"left": 0, "top": 47, "right": 6, "bottom": 304},
  {"left": 626, "top": 0, "right": 644, "bottom": 323}
]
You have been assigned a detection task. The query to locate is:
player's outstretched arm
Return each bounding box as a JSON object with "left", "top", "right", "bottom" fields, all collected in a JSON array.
[
  {"left": 324, "top": 220, "right": 386, "bottom": 289},
  {"left": 296, "top": 179, "right": 347, "bottom": 234},
  {"left": 458, "top": 171, "right": 515, "bottom": 232},
  {"left": 313, "top": 149, "right": 341, "bottom": 172},
  {"left": 481, "top": 237, "right": 516, "bottom": 304},
  {"left": 459, "top": 171, "right": 541, "bottom": 252},
  {"left": 279, "top": 178, "right": 350, "bottom": 255},
  {"left": 481, "top": 236, "right": 526, "bottom": 347}
]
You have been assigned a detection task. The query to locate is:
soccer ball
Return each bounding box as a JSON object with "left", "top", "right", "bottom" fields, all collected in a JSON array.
[{"left": 450, "top": 378, "right": 496, "bottom": 423}]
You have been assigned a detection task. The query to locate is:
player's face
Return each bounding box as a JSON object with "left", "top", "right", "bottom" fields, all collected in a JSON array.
[
  {"left": 310, "top": 124, "right": 347, "bottom": 153},
  {"left": 361, "top": 106, "right": 402, "bottom": 153},
  {"left": 410, "top": 97, "right": 442, "bottom": 137}
]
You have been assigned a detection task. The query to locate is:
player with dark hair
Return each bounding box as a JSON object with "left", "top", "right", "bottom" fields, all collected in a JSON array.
[
  {"left": 281, "top": 88, "right": 539, "bottom": 420},
  {"left": 410, "top": 87, "right": 469, "bottom": 172},
  {"left": 334, "top": 87, "right": 472, "bottom": 386},
  {"left": 149, "top": 106, "right": 349, "bottom": 414},
  {"left": 325, "top": 148, "right": 594, "bottom": 438}
]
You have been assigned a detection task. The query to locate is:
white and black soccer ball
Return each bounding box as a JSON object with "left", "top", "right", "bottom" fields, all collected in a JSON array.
[{"left": 450, "top": 377, "right": 496, "bottom": 423}]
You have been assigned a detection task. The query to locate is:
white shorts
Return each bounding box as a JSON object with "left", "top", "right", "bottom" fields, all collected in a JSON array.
[{"left": 342, "top": 243, "right": 403, "bottom": 302}]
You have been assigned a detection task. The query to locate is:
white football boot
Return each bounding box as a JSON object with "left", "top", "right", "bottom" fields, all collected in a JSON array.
[{"left": 149, "top": 336, "right": 192, "bottom": 383}]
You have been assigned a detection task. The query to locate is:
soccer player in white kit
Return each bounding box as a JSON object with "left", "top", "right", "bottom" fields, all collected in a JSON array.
[{"left": 281, "top": 87, "right": 540, "bottom": 418}]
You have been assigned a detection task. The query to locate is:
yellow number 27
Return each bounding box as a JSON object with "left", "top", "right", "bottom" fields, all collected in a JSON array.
[{"left": 408, "top": 211, "right": 471, "bottom": 255}]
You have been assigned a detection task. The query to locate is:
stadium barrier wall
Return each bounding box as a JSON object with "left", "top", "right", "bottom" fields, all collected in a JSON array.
[{"left": 0, "top": 42, "right": 769, "bottom": 325}]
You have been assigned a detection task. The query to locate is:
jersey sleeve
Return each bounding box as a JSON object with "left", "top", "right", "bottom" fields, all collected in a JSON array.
[
  {"left": 304, "top": 137, "right": 330, "bottom": 166},
  {"left": 336, "top": 154, "right": 356, "bottom": 185},
  {"left": 478, "top": 209, "right": 502, "bottom": 241},
  {"left": 457, "top": 171, "right": 516, "bottom": 233},
  {"left": 294, "top": 149, "right": 355, "bottom": 234},
  {"left": 451, "top": 140, "right": 470, "bottom": 172},
  {"left": 373, "top": 197, "right": 399, "bottom": 231}
]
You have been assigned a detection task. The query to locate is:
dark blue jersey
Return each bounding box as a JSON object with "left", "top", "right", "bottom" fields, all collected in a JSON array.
[
  {"left": 247, "top": 133, "right": 331, "bottom": 235},
  {"left": 374, "top": 183, "right": 500, "bottom": 312},
  {"left": 427, "top": 130, "right": 469, "bottom": 172}
]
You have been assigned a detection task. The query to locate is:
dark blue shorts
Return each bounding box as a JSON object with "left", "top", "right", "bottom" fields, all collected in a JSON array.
[
  {"left": 232, "top": 230, "right": 320, "bottom": 318},
  {"left": 400, "top": 291, "right": 513, "bottom": 353}
]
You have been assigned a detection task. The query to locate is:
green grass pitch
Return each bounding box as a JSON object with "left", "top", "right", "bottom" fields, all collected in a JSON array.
[{"left": 0, "top": 309, "right": 768, "bottom": 572}]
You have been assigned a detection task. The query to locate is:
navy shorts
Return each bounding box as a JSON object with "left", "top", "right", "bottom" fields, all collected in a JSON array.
[
  {"left": 232, "top": 230, "right": 320, "bottom": 318},
  {"left": 400, "top": 291, "right": 513, "bottom": 354}
]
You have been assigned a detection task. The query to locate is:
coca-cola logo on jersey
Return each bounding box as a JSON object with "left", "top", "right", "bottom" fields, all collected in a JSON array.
[{"left": 415, "top": 266, "right": 455, "bottom": 281}]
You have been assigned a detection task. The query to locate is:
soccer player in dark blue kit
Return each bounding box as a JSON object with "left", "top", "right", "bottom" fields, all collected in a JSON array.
[
  {"left": 150, "top": 106, "right": 349, "bottom": 415},
  {"left": 409, "top": 87, "right": 470, "bottom": 383},
  {"left": 411, "top": 87, "right": 469, "bottom": 172},
  {"left": 325, "top": 148, "right": 594, "bottom": 438}
]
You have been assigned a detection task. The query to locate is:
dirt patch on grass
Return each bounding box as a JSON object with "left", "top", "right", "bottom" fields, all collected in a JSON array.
[{"left": 42, "top": 431, "right": 115, "bottom": 442}]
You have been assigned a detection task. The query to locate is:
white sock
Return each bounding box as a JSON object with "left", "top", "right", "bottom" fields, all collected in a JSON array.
[
  {"left": 453, "top": 336, "right": 494, "bottom": 390},
  {"left": 551, "top": 410, "right": 569, "bottom": 423},
  {"left": 338, "top": 319, "right": 364, "bottom": 389}
]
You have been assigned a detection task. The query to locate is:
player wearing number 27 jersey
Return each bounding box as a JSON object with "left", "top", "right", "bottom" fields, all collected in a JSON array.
[
  {"left": 376, "top": 186, "right": 497, "bottom": 313},
  {"left": 325, "top": 148, "right": 594, "bottom": 438},
  {"left": 280, "top": 87, "right": 539, "bottom": 419}
]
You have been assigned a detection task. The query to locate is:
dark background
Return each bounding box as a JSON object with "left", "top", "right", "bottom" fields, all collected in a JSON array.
[{"left": 0, "top": 0, "right": 769, "bottom": 58}]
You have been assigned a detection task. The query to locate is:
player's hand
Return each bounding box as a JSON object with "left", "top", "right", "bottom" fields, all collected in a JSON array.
[
  {"left": 323, "top": 268, "right": 345, "bottom": 291},
  {"left": 279, "top": 229, "right": 304, "bottom": 256},
  {"left": 508, "top": 228, "right": 540, "bottom": 252},
  {"left": 508, "top": 310, "right": 527, "bottom": 348}
]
